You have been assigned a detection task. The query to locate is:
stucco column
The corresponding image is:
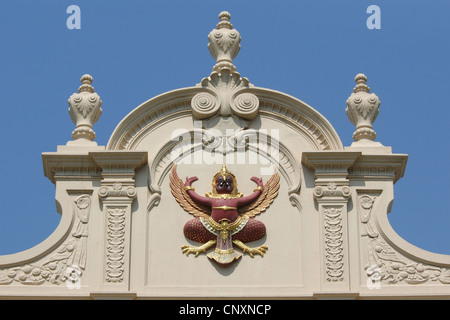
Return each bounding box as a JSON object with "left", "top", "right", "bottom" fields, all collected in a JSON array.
[
  {"left": 91, "top": 151, "right": 147, "bottom": 293},
  {"left": 302, "top": 152, "right": 360, "bottom": 294}
]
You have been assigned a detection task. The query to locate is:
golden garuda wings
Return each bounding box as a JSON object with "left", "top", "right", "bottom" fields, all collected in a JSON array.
[{"left": 169, "top": 164, "right": 280, "bottom": 219}]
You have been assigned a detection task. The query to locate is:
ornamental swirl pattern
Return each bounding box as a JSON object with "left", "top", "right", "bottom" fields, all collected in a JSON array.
[
  {"left": 105, "top": 208, "right": 126, "bottom": 282},
  {"left": 324, "top": 207, "right": 344, "bottom": 282}
]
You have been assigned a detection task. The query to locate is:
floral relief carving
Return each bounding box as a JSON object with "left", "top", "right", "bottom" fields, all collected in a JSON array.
[
  {"left": 97, "top": 179, "right": 138, "bottom": 284},
  {"left": 359, "top": 194, "right": 450, "bottom": 285},
  {"left": 324, "top": 207, "right": 344, "bottom": 282},
  {"left": 0, "top": 194, "right": 91, "bottom": 286},
  {"left": 105, "top": 208, "right": 126, "bottom": 282},
  {"left": 212, "top": 29, "right": 239, "bottom": 54}
]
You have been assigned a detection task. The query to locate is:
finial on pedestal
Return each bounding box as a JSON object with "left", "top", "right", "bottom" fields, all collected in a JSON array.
[
  {"left": 217, "top": 11, "right": 233, "bottom": 29},
  {"left": 67, "top": 74, "right": 103, "bottom": 144},
  {"left": 208, "top": 11, "right": 241, "bottom": 72},
  {"left": 192, "top": 12, "right": 259, "bottom": 123},
  {"left": 78, "top": 74, "right": 95, "bottom": 93},
  {"left": 353, "top": 73, "right": 370, "bottom": 93},
  {"left": 345, "top": 73, "right": 380, "bottom": 143}
]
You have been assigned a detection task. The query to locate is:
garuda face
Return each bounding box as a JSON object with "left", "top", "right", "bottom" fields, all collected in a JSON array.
[
  {"left": 205, "top": 165, "right": 243, "bottom": 199},
  {"left": 215, "top": 174, "right": 234, "bottom": 194}
]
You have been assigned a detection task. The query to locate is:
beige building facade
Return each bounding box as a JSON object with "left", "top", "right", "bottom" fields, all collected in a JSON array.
[{"left": 0, "top": 12, "right": 449, "bottom": 299}]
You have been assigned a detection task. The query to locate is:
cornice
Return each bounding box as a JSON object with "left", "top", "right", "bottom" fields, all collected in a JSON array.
[
  {"left": 42, "top": 151, "right": 148, "bottom": 184},
  {"left": 106, "top": 86, "right": 344, "bottom": 152},
  {"left": 350, "top": 154, "right": 408, "bottom": 183},
  {"left": 42, "top": 152, "right": 101, "bottom": 184},
  {"left": 302, "top": 151, "right": 408, "bottom": 184}
]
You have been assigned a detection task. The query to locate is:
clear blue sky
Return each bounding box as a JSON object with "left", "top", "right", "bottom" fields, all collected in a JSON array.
[{"left": 0, "top": 0, "right": 448, "bottom": 255}]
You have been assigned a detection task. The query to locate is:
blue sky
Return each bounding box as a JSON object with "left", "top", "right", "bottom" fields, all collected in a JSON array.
[{"left": 0, "top": 0, "right": 448, "bottom": 255}]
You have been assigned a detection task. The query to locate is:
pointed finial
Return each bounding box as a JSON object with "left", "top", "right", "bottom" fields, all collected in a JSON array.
[
  {"left": 220, "top": 165, "right": 229, "bottom": 174},
  {"left": 345, "top": 73, "right": 380, "bottom": 143},
  {"left": 208, "top": 11, "right": 241, "bottom": 72},
  {"left": 353, "top": 73, "right": 370, "bottom": 93},
  {"left": 67, "top": 74, "right": 103, "bottom": 144},
  {"left": 78, "top": 74, "right": 95, "bottom": 93},
  {"left": 214, "top": 165, "right": 235, "bottom": 179},
  {"left": 217, "top": 11, "right": 232, "bottom": 29}
]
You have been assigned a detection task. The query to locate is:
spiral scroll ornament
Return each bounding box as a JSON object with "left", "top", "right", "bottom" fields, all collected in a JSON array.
[
  {"left": 231, "top": 93, "right": 259, "bottom": 120},
  {"left": 191, "top": 92, "right": 220, "bottom": 119},
  {"left": 190, "top": 11, "right": 260, "bottom": 122}
]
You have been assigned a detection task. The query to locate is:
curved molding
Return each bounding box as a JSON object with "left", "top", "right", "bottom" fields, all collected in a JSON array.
[
  {"left": 250, "top": 87, "right": 343, "bottom": 151},
  {"left": 231, "top": 92, "right": 259, "bottom": 120},
  {"left": 146, "top": 131, "right": 302, "bottom": 212},
  {"left": 191, "top": 91, "right": 220, "bottom": 119},
  {"left": 0, "top": 193, "right": 75, "bottom": 268},
  {"left": 106, "top": 87, "right": 202, "bottom": 151},
  {"left": 106, "top": 86, "right": 343, "bottom": 152},
  {"left": 375, "top": 196, "right": 450, "bottom": 267},
  {"left": 357, "top": 189, "right": 450, "bottom": 286}
]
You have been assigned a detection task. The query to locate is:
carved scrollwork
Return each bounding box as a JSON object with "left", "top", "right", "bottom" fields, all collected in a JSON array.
[
  {"left": 231, "top": 92, "right": 259, "bottom": 120},
  {"left": 324, "top": 207, "right": 344, "bottom": 282},
  {"left": 98, "top": 182, "right": 136, "bottom": 199},
  {"left": 0, "top": 194, "right": 92, "bottom": 286},
  {"left": 358, "top": 193, "right": 450, "bottom": 285},
  {"left": 195, "top": 69, "right": 256, "bottom": 121},
  {"left": 191, "top": 92, "right": 220, "bottom": 119},
  {"left": 98, "top": 182, "right": 135, "bottom": 283},
  {"left": 191, "top": 11, "right": 259, "bottom": 122},
  {"left": 105, "top": 208, "right": 126, "bottom": 283},
  {"left": 314, "top": 182, "right": 351, "bottom": 199}
]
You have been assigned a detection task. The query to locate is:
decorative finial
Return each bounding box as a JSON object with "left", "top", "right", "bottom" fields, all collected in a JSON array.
[
  {"left": 345, "top": 73, "right": 380, "bottom": 143},
  {"left": 353, "top": 73, "right": 370, "bottom": 93},
  {"left": 208, "top": 11, "right": 241, "bottom": 72},
  {"left": 217, "top": 11, "right": 232, "bottom": 29},
  {"left": 219, "top": 165, "right": 230, "bottom": 175},
  {"left": 68, "top": 74, "right": 103, "bottom": 144},
  {"left": 192, "top": 12, "right": 259, "bottom": 124},
  {"left": 78, "top": 74, "right": 95, "bottom": 93}
]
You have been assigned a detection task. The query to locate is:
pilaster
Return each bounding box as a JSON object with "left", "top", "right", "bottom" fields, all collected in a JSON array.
[
  {"left": 90, "top": 151, "right": 147, "bottom": 292},
  {"left": 302, "top": 152, "right": 359, "bottom": 293}
]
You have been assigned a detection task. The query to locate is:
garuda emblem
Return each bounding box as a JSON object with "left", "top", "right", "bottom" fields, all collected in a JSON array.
[{"left": 170, "top": 165, "right": 280, "bottom": 264}]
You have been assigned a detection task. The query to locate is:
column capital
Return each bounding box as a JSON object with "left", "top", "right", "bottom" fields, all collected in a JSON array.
[{"left": 90, "top": 151, "right": 147, "bottom": 206}]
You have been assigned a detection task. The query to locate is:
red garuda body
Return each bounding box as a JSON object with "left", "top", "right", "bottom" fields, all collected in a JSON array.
[{"left": 170, "top": 165, "right": 279, "bottom": 264}]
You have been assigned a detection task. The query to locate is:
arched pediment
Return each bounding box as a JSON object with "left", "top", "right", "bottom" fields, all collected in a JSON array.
[{"left": 106, "top": 85, "right": 343, "bottom": 152}]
